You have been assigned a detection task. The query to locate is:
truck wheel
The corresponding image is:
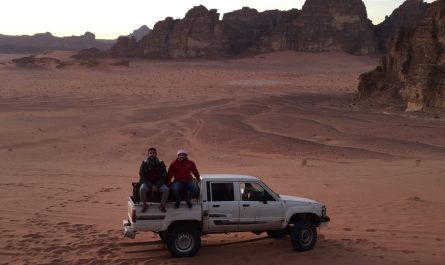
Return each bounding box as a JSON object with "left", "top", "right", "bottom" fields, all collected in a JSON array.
[
  {"left": 166, "top": 225, "right": 201, "bottom": 257},
  {"left": 290, "top": 220, "right": 317, "bottom": 251},
  {"left": 267, "top": 229, "right": 287, "bottom": 239}
]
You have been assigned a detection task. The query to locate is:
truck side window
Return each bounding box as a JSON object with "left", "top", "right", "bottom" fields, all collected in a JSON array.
[
  {"left": 210, "top": 183, "right": 234, "bottom": 201},
  {"left": 241, "top": 182, "right": 275, "bottom": 201}
]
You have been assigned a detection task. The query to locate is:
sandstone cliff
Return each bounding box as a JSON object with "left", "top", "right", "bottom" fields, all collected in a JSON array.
[
  {"left": 375, "top": 0, "right": 428, "bottom": 51},
  {"left": 135, "top": 6, "right": 230, "bottom": 58},
  {"left": 358, "top": 0, "right": 445, "bottom": 111},
  {"left": 110, "top": 1, "right": 380, "bottom": 58},
  {"left": 223, "top": 7, "right": 299, "bottom": 55},
  {"left": 259, "top": 0, "right": 377, "bottom": 55}
]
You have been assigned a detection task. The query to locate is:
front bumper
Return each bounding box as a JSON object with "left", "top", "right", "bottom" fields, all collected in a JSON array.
[
  {"left": 319, "top": 215, "right": 330, "bottom": 228},
  {"left": 123, "top": 219, "right": 136, "bottom": 239}
]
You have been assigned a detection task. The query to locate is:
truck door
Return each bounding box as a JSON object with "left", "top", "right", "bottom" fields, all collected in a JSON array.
[
  {"left": 206, "top": 182, "right": 239, "bottom": 232},
  {"left": 239, "top": 182, "right": 285, "bottom": 231}
]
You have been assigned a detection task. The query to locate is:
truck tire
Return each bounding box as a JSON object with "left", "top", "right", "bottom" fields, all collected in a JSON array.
[
  {"left": 166, "top": 225, "right": 201, "bottom": 257},
  {"left": 290, "top": 220, "right": 317, "bottom": 251},
  {"left": 267, "top": 229, "right": 287, "bottom": 239}
]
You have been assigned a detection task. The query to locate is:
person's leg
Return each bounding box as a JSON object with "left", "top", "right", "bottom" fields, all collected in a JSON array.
[
  {"left": 186, "top": 182, "right": 197, "bottom": 208},
  {"left": 172, "top": 182, "right": 182, "bottom": 207},
  {"left": 139, "top": 183, "right": 149, "bottom": 212},
  {"left": 159, "top": 184, "right": 170, "bottom": 206}
]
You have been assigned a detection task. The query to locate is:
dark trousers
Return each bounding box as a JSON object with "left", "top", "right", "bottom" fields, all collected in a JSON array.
[{"left": 172, "top": 182, "right": 197, "bottom": 202}]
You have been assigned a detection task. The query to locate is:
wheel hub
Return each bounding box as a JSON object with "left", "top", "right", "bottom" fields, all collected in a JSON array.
[
  {"left": 300, "top": 228, "right": 313, "bottom": 246},
  {"left": 175, "top": 233, "right": 194, "bottom": 252}
]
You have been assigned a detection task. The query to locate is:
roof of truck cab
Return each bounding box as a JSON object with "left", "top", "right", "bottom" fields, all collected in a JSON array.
[{"left": 201, "top": 174, "right": 260, "bottom": 182}]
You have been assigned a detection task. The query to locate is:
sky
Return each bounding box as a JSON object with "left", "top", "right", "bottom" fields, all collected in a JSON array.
[{"left": 0, "top": 0, "right": 437, "bottom": 40}]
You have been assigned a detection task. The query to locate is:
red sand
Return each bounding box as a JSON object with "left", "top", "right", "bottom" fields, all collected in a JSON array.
[{"left": 0, "top": 51, "right": 444, "bottom": 265}]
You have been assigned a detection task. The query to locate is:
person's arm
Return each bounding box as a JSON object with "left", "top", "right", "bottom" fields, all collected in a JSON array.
[
  {"left": 167, "top": 161, "right": 175, "bottom": 186},
  {"left": 139, "top": 162, "right": 145, "bottom": 181},
  {"left": 139, "top": 161, "right": 152, "bottom": 185},
  {"left": 191, "top": 161, "right": 200, "bottom": 181},
  {"left": 157, "top": 162, "right": 168, "bottom": 186}
]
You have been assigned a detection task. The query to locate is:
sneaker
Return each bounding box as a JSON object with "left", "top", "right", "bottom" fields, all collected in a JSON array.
[
  {"left": 159, "top": 205, "right": 166, "bottom": 213},
  {"left": 186, "top": 201, "right": 192, "bottom": 208},
  {"left": 141, "top": 204, "right": 148, "bottom": 213},
  {"left": 174, "top": 201, "right": 180, "bottom": 208}
]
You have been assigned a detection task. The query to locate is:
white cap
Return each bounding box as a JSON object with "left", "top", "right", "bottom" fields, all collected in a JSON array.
[{"left": 177, "top": 149, "right": 188, "bottom": 155}]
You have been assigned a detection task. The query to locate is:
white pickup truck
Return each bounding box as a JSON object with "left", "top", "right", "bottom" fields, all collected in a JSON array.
[{"left": 123, "top": 174, "right": 330, "bottom": 257}]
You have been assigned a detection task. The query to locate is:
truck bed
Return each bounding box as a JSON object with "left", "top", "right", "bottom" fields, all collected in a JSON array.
[{"left": 127, "top": 197, "right": 202, "bottom": 233}]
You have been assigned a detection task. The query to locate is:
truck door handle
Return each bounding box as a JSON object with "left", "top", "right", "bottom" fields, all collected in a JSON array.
[
  {"left": 242, "top": 204, "right": 250, "bottom": 207},
  {"left": 212, "top": 205, "right": 220, "bottom": 208}
]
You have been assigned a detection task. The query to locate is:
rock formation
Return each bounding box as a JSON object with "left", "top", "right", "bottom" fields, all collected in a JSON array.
[
  {"left": 223, "top": 7, "right": 299, "bottom": 55},
  {"left": 375, "top": 0, "right": 428, "bottom": 51},
  {"left": 259, "top": 0, "right": 377, "bottom": 55},
  {"left": 358, "top": 0, "right": 445, "bottom": 111},
  {"left": 166, "top": 6, "right": 229, "bottom": 58},
  {"left": 110, "top": 36, "right": 138, "bottom": 56},
  {"left": 111, "top": 1, "right": 433, "bottom": 58},
  {"left": 297, "top": 0, "right": 377, "bottom": 55},
  {"left": 131, "top": 6, "right": 230, "bottom": 58},
  {"left": 111, "top": 1, "right": 378, "bottom": 58},
  {"left": 126, "top": 6, "right": 223, "bottom": 58}
]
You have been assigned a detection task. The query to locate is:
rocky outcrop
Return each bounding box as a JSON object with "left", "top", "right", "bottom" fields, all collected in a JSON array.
[
  {"left": 358, "top": 0, "right": 445, "bottom": 111},
  {"left": 254, "top": 10, "right": 300, "bottom": 52},
  {"left": 299, "top": 0, "right": 376, "bottom": 55},
  {"left": 0, "top": 32, "right": 115, "bottom": 53},
  {"left": 132, "top": 6, "right": 230, "bottom": 58},
  {"left": 167, "top": 6, "right": 229, "bottom": 58},
  {"left": 375, "top": 0, "right": 428, "bottom": 51},
  {"left": 11, "top": 55, "right": 61, "bottom": 68},
  {"left": 136, "top": 17, "right": 178, "bottom": 58},
  {"left": 259, "top": 0, "right": 377, "bottom": 55},
  {"left": 109, "top": 36, "right": 138, "bottom": 56},
  {"left": 131, "top": 6, "right": 226, "bottom": 58},
  {"left": 223, "top": 7, "right": 299, "bottom": 55}
]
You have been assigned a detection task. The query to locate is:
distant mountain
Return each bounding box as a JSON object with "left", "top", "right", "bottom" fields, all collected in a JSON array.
[
  {"left": 129, "top": 25, "right": 151, "bottom": 41},
  {"left": 0, "top": 32, "right": 115, "bottom": 53}
]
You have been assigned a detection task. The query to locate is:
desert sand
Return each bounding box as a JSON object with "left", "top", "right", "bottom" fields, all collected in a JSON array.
[{"left": 0, "top": 51, "right": 444, "bottom": 265}]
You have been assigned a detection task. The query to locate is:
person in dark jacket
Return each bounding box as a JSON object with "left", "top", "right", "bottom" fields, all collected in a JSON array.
[
  {"left": 139, "top": 147, "right": 169, "bottom": 213},
  {"left": 168, "top": 149, "right": 200, "bottom": 208}
]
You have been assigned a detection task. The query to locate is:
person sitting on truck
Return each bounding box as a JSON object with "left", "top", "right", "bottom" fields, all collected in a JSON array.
[
  {"left": 139, "top": 147, "right": 170, "bottom": 213},
  {"left": 167, "top": 149, "right": 200, "bottom": 208}
]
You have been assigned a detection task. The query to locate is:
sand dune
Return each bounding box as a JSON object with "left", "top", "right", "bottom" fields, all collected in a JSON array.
[{"left": 0, "top": 51, "right": 444, "bottom": 265}]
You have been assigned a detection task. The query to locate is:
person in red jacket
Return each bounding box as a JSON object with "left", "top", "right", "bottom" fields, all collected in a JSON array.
[{"left": 168, "top": 149, "right": 200, "bottom": 208}]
